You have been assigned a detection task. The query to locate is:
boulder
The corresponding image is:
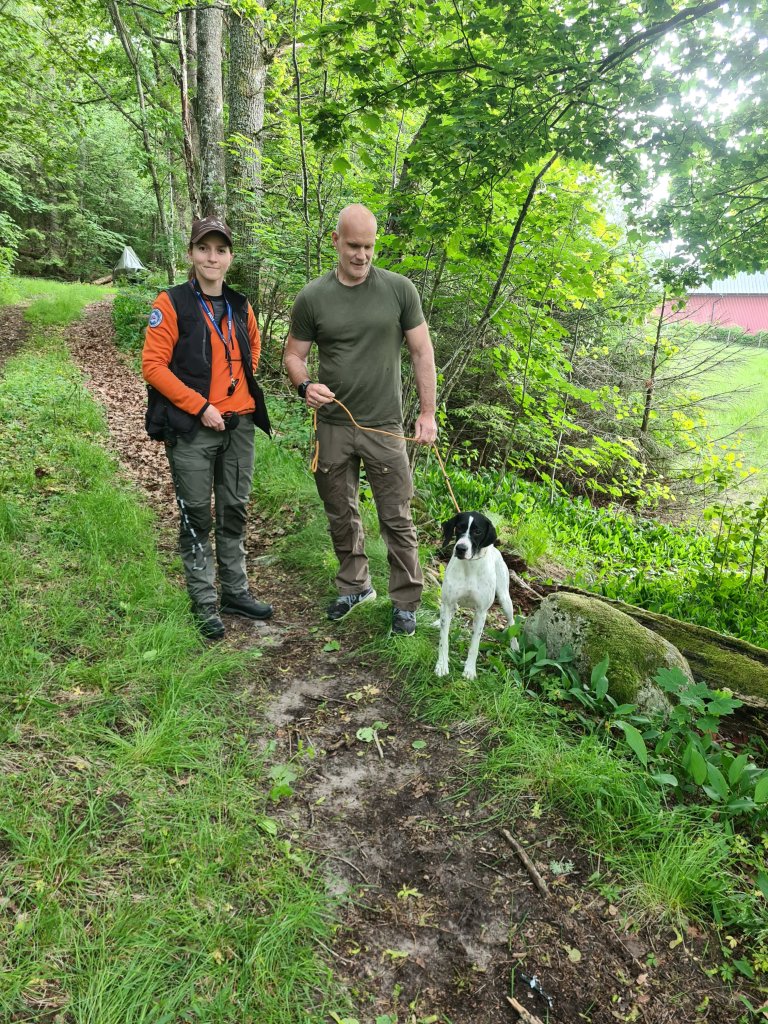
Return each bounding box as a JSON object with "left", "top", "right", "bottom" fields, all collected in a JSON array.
[{"left": 523, "top": 592, "right": 694, "bottom": 714}]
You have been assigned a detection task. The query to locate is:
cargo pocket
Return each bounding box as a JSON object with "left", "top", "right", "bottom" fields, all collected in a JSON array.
[
  {"left": 366, "top": 451, "right": 414, "bottom": 519},
  {"left": 315, "top": 460, "right": 354, "bottom": 520}
]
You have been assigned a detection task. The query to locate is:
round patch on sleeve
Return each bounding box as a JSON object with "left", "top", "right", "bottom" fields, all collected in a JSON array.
[{"left": 148, "top": 308, "right": 163, "bottom": 328}]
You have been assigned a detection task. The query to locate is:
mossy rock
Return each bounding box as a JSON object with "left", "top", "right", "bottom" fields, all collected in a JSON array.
[{"left": 523, "top": 593, "right": 692, "bottom": 713}]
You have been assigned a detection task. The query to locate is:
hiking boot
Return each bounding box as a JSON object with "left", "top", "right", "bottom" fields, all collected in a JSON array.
[
  {"left": 326, "top": 587, "right": 376, "bottom": 621},
  {"left": 391, "top": 607, "right": 416, "bottom": 636},
  {"left": 220, "top": 591, "right": 274, "bottom": 620},
  {"left": 194, "top": 605, "right": 225, "bottom": 640}
]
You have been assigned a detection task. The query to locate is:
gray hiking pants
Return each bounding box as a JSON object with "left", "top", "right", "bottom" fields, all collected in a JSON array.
[
  {"left": 313, "top": 419, "right": 423, "bottom": 610},
  {"left": 165, "top": 417, "right": 255, "bottom": 608}
]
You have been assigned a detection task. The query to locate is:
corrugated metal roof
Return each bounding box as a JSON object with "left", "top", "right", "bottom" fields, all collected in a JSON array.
[{"left": 691, "top": 271, "right": 768, "bottom": 295}]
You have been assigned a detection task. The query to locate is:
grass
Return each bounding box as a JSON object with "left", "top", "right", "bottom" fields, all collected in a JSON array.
[
  {"left": 0, "top": 284, "right": 346, "bottom": 1023},
  {"left": 249, "top": 434, "right": 768, "bottom": 976},
  {"left": 676, "top": 338, "right": 768, "bottom": 478}
]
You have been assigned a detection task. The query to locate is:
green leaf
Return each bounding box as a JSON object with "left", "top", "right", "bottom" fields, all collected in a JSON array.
[
  {"left": 651, "top": 772, "right": 678, "bottom": 787},
  {"left": 756, "top": 871, "right": 768, "bottom": 900},
  {"left": 322, "top": 640, "right": 340, "bottom": 652},
  {"left": 411, "top": 739, "right": 427, "bottom": 750},
  {"left": 705, "top": 762, "right": 729, "bottom": 801},
  {"left": 727, "top": 752, "right": 748, "bottom": 786},
  {"left": 615, "top": 720, "right": 648, "bottom": 767},
  {"left": 754, "top": 772, "right": 768, "bottom": 804},
  {"left": 331, "top": 155, "right": 352, "bottom": 175},
  {"left": 591, "top": 656, "right": 609, "bottom": 700},
  {"left": 733, "top": 959, "right": 755, "bottom": 979},
  {"left": 686, "top": 745, "right": 708, "bottom": 786}
]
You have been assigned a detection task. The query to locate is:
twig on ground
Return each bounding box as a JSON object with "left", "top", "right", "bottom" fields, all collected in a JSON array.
[
  {"left": 509, "top": 570, "right": 542, "bottom": 598},
  {"left": 500, "top": 827, "right": 550, "bottom": 897},
  {"left": 320, "top": 852, "right": 371, "bottom": 885},
  {"left": 373, "top": 730, "right": 385, "bottom": 759},
  {"left": 506, "top": 995, "right": 546, "bottom": 1024}
]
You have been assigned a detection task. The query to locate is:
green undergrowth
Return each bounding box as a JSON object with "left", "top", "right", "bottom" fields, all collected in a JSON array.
[
  {"left": 417, "top": 458, "right": 768, "bottom": 648},
  {"left": 0, "top": 299, "right": 344, "bottom": 1022},
  {"left": 254, "top": 424, "right": 768, "bottom": 997}
]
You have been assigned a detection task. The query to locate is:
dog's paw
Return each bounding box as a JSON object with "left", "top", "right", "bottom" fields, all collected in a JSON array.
[
  {"left": 462, "top": 665, "right": 477, "bottom": 681},
  {"left": 435, "top": 659, "right": 449, "bottom": 677}
]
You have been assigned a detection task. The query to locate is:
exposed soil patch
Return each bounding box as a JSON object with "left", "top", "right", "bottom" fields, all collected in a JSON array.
[
  {"left": 0, "top": 304, "right": 29, "bottom": 369},
  {"left": 53, "top": 300, "right": 755, "bottom": 1022}
]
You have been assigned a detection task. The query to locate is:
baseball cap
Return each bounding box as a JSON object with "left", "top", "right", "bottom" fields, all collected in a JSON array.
[{"left": 189, "top": 216, "right": 233, "bottom": 246}]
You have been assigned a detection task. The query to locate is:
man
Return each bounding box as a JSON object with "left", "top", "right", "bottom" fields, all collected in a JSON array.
[{"left": 284, "top": 204, "right": 437, "bottom": 635}]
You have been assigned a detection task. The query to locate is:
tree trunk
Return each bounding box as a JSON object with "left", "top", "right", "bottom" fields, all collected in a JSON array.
[
  {"left": 640, "top": 289, "right": 665, "bottom": 436},
  {"left": 227, "top": 10, "right": 267, "bottom": 307},
  {"left": 197, "top": 4, "right": 226, "bottom": 217},
  {"left": 292, "top": 0, "right": 311, "bottom": 282},
  {"left": 176, "top": 11, "right": 201, "bottom": 219}
]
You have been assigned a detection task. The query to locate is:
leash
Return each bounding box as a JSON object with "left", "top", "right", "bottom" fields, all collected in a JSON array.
[{"left": 310, "top": 398, "right": 460, "bottom": 513}]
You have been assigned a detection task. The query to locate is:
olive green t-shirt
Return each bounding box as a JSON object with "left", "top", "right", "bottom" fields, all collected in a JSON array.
[{"left": 290, "top": 266, "right": 425, "bottom": 426}]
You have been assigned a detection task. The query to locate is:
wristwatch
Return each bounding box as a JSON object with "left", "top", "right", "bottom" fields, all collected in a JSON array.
[{"left": 297, "top": 380, "right": 312, "bottom": 400}]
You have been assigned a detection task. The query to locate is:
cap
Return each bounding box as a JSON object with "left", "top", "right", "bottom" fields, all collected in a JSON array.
[{"left": 189, "top": 216, "right": 233, "bottom": 246}]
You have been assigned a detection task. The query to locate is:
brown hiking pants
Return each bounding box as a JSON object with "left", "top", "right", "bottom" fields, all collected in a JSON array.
[{"left": 313, "top": 420, "right": 423, "bottom": 610}]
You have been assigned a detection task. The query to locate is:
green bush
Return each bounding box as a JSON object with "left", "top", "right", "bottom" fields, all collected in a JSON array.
[{"left": 112, "top": 279, "right": 165, "bottom": 356}]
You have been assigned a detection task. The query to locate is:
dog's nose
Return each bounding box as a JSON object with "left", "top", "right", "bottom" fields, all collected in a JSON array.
[{"left": 454, "top": 542, "right": 470, "bottom": 558}]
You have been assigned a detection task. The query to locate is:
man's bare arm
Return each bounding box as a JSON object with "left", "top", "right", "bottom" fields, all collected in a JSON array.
[
  {"left": 284, "top": 335, "right": 335, "bottom": 408},
  {"left": 404, "top": 321, "right": 438, "bottom": 444}
]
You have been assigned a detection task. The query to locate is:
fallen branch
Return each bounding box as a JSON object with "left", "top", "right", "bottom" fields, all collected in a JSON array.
[
  {"left": 509, "top": 570, "right": 541, "bottom": 598},
  {"left": 506, "top": 995, "right": 546, "bottom": 1024},
  {"left": 500, "top": 828, "right": 550, "bottom": 897}
]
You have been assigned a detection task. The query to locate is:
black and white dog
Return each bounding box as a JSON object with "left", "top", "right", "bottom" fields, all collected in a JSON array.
[{"left": 435, "top": 511, "right": 519, "bottom": 680}]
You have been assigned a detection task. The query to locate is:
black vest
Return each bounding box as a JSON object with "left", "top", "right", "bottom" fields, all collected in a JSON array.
[{"left": 145, "top": 280, "right": 270, "bottom": 440}]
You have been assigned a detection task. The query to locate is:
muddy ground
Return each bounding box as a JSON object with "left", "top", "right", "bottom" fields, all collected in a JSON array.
[{"left": 4, "top": 299, "right": 762, "bottom": 1023}]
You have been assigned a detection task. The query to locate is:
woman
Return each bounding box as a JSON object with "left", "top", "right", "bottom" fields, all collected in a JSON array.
[{"left": 142, "top": 217, "right": 272, "bottom": 639}]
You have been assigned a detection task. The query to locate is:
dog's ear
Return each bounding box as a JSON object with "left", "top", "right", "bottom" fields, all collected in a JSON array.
[
  {"left": 441, "top": 515, "right": 460, "bottom": 548},
  {"left": 479, "top": 516, "right": 497, "bottom": 548}
]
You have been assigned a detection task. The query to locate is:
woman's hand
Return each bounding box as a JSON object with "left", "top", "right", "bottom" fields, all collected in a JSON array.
[{"left": 201, "top": 404, "right": 226, "bottom": 431}]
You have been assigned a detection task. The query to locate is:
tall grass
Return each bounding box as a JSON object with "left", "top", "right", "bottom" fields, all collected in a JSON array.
[
  {"left": 0, "top": 289, "right": 346, "bottom": 1023},
  {"left": 681, "top": 339, "right": 768, "bottom": 477}
]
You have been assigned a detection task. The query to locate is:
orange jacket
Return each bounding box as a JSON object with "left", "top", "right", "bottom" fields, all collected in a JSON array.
[{"left": 142, "top": 286, "right": 261, "bottom": 417}]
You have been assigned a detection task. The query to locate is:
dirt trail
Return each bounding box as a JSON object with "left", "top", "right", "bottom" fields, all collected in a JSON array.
[{"left": 24, "top": 299, "right": 746, "bottom": 1023}]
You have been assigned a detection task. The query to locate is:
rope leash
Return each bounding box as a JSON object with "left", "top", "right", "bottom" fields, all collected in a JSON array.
[{"left": 310, "top": 398, "right": 460, "bottom": 513}]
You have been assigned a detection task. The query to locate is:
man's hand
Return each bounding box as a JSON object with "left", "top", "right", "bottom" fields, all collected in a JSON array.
[
  {"left": 414, "top": 413, "right": 438, "bottom": 444},
  {"left": 201, "top": 404, "right": 226, "bottom": 431},
  {"left": 306, "top": 382, "right": 335, "bottom": 409}
]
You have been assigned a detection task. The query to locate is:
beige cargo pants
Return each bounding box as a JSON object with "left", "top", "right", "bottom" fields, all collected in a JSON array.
[{"left": 314, "top": 419, "right": 423, "bottom": 611}]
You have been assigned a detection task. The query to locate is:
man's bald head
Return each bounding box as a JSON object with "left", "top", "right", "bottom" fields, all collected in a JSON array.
[{"left": 336, "top": 204, "right": 378, "bottom": 237}]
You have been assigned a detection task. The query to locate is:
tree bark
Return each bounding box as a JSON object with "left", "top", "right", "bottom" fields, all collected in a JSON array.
[
  {"left": 227, "top": 10, "right": 267, "bottom": 307},
  {"left": 640, "top": 289, "right": 665, "bottom": 436},
  {"left": 176, "top": 11, "right": 201, "bottom": 219},
  {"left": 197, "top": 4, "right": 226, "bottom": 217}
]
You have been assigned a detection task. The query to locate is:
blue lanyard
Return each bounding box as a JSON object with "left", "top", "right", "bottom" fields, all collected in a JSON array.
[{"left": 193, "top": 283, "right": 233, "bottom": 350}]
